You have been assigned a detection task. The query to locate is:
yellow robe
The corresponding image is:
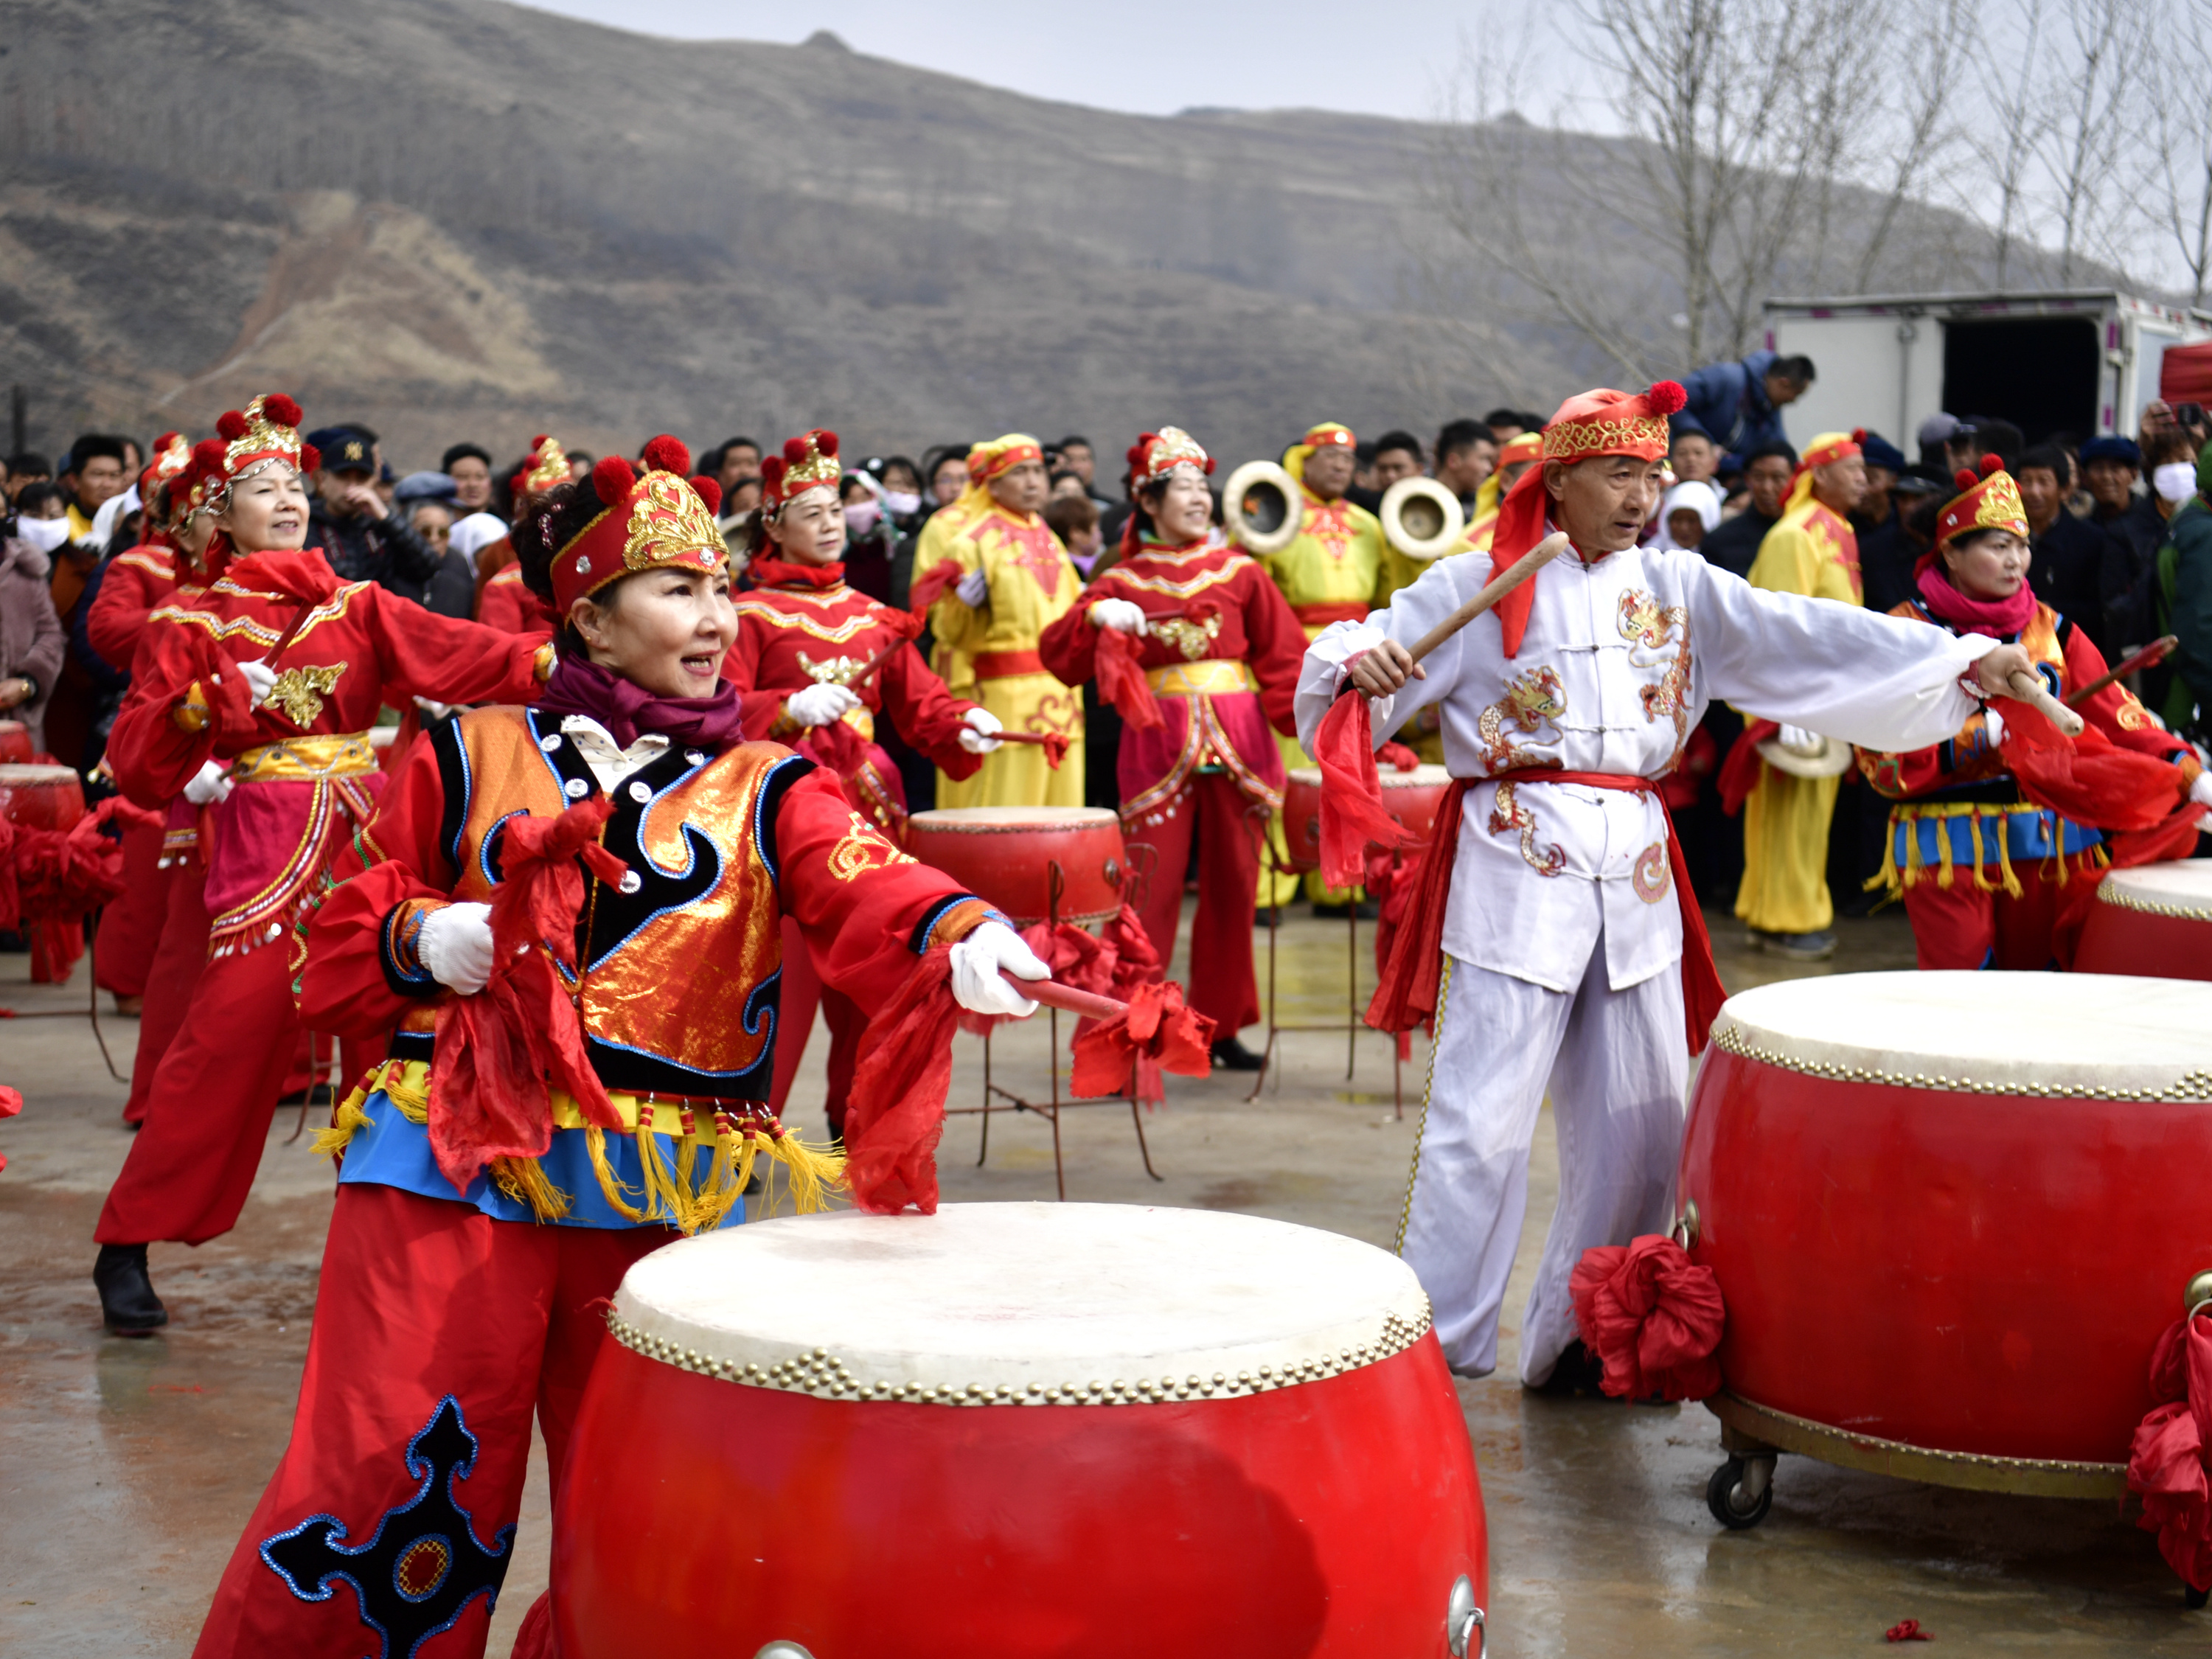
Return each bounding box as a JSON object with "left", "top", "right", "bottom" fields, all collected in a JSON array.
[
  {"left": 1736, "top": 494, "right": 1863, "bottom": 936},
  {"left": 926, "top": 501, "right": 1086, "bottom": 809}
]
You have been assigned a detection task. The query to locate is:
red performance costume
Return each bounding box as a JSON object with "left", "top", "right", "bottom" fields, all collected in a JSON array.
[
  {"left": 190, "top": 439, "right": 1025, "bottom": 1659},
  {"left": 1855, "top": 458, "right": 2205, "bottom": 969},
  {"left": 720, "top": 429, "right": 988, "bottom": 1134},
  {"left": 92, "top": 395, "right": 553, "bottom": 1334},
  {"left": 1040, "top": 428, "right": 1306, "bottom": 1042}
]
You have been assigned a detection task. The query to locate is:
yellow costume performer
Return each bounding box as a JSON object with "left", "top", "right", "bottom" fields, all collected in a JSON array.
[
  {"left": 925, "top": 433, "right": 1086, "bottom": 808},
  {"left": 1736, "top": 431, "right": 1866, "bottom": 951}
]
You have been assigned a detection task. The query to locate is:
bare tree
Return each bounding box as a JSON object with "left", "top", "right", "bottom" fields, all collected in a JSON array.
[
  {"left": 2149, "top": 0, "right": 2212, "bottom": 305},
  {"left": 1967, "top": 0, "right": 2052, "bottom": 287},
  {"left": 2041, "top": 0, "right": 2152, "bottom": 283},
  {"left": 1853, "top": 0, "right": 1978, "bottom": 289}
]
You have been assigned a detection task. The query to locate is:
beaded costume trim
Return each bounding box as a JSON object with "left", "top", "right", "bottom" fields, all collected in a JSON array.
[{"left": 1708, "top": 1021, "right": 2212, "bottom": 1102}]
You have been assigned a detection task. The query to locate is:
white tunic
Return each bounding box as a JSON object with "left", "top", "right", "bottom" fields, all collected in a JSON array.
[{"left": 1295, "top": 545, "right": 1993, "bottom": 993}]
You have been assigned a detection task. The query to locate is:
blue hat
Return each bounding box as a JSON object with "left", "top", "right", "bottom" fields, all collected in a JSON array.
[
  {"left": 393, "top": 470, "right": 458, "bottom": 506},
  {"left": 305, "top": 425, "right": 376, "bottom": 475},
  {"left": 1857, "top": 431, "right": 1907, "bottom": 473},
  {"left": 2079, "top": 434, "right": 2143, "bottom": 468},
  {"left": 1668, "top": 412, "right": 1712, "bottom": 440}
]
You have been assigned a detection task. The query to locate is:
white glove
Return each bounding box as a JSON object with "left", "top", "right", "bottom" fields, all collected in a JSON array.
[
  {"left": 414, "top": 696, "right": 453, "bottom": 720},
  {"left": 237, "top": 659, "right": 277, "bottom": 701},
  {"left": 1777, "top": 724, "right": 1818, "bottom": 754},
  {"left": 957, "top": 706, "right": 1003, "bottom": 755},
  {"left": 949, "top": 919, "right": 1047, "bottom": 1017},
  {"left": 785, "top": 683, "right": 861, "bottom": 728},
  {"left": 418, "top": 901, "right": 495, "bottom": 995},
  {"left": 182, "top": 759, "right": 232, "bottom": 806},
  {"left": 1089, "top": 598, "right": 1148, "bottom": 636},
  {"left": 955, "top": 568, "right": 990, "bottom": 607},
  {"left": 2190, "top": 771, "right": 2212, "bottom": 827},
  {"left": 1981, "top": 709, "right": 2006, "bottom": 750}
]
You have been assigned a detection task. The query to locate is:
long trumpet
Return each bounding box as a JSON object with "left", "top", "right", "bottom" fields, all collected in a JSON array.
[
  {"left": 1380, "top": 476, "right": 1468, "bottom": 560},
  {"left": 1221, "top": 459, "right": 1302, "bottom": 556}
]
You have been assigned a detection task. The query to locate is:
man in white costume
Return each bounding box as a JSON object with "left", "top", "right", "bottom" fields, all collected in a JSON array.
[{"left": 1294, "top": 383, "right": 2035, "bottom": 1387}]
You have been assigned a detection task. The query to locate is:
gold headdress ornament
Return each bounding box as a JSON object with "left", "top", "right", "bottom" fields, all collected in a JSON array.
[
  {"left": 515, "top": 434, "right": 571, "bottom": 499},
  {"left": 552, "top": 437, "right": 726, "bottom": 612}
]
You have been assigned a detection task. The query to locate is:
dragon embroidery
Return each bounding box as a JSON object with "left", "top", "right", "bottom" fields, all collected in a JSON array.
[
  {"left": 1475, "top": 667, "right": 1567, "bottom": 875},
  {"left": 1488, "top": 782, "right": 1565, "bottom": 877},
  {"left": 1618, "top": 590, "right": 1693, "bottom": 748}
]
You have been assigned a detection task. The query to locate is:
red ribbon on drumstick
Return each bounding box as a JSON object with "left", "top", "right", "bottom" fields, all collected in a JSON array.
[
  {"left": 906, "top": 558, "right": 966, "bottom": 617},
  {"left": 987, "top": 731, "right": 1071, "bottom": 768}
]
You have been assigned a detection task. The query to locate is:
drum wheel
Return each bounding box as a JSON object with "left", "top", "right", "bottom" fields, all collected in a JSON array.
[{"left": 1706, "top": 1455, "right": 1775, "bottom": 1529}]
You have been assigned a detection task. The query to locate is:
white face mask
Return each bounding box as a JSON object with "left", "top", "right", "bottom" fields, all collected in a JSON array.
[
  {"left": 882, "top": 490, "right": 922, "bottom": 517},
  {"left": 15, "top": 514, "right": 71, "bottom": 554},
  {"left": 2154, "top": 461, "right": 2199, "bottom": 504},
  {"left": 844, "top": 498, "right": 883, "bottom": 536}
]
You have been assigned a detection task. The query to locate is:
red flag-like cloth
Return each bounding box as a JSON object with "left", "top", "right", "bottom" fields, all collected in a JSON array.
[
  {"left": 1717, "top": 720, "right": 1780, "bottom": 817},
  {"left": 429, "top": 799, "right": 628, "bottom": 1193},
  {"left": 1069, "top": 980, "right": 1216, "bottom": 1098},
  {"left": 906, "top": 558, "right": 964, "bottom": 617},
  {"left": 845, "top": 948, "right": 959, "bottom": 1214},
  {"left": 2129, "top": 1312, "right": 2212, "bottom": 1592},
  {"left": 1568, "top": 1234, "right": 1725, "bottom": 1402},
  {"left": 0, "top": 1082, "right": 20, "bottom": 1173},
  {"left": 1313, "top": 693, "right": 1417, "bottom": 888},
  {"left": 1095, "top": 625, "right": 1162, "bottom": 730}
]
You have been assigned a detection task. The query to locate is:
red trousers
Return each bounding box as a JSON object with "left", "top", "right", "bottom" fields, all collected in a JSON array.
[
  {"left": 122, "top": 856, "right": 208, "bottom": 1125},
  {"left": 768, "top": 916, "right": 863, "bottom": 1138},
  {"left": 1124, "top": 773, "right": 1264, "bottom": 1036},
  {"left": 193, "top": 1182, "right": 662, "bottom": 1659},
  {"left": 95, "top": 818, "right": 167, "bottom": 998},
  {"left": 97, "top": 936, "right": 368, "bottom": 1245},
  {"left": 1899, "top": 856, "right": 2090, "bottom": 970}
]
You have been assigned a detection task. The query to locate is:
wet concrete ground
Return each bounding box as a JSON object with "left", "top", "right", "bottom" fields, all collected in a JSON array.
[{"left": 2, "top": 905, "right": 2204, "bottom": 1655}]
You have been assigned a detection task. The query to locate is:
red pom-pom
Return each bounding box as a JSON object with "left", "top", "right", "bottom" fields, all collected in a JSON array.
[
  {"left": 216, "top": 411, "right": 248, "bottom": 442},
  {"left": 816, "top": 430, "right": 839, "bottom": 459},
  {"left": 1980, "top": 452, "right": 2003, "bottom": 477},
  {"left": 191, "top": 438, "right": 226, "bottom": 469},
  {"left": 591, "top": 454, "right": 638, "bottom": 504},
  {"left": 1955, "top": 467, "right": 1978, "bottom": 491},
  {"left": 760, "top": 456, "right": 787, "bottom": 490},
  {"left": 1851, "top": 427, "right": 1866, "bottom": 445},
  {"left": 1646, "top": 380, "right": 1688, "bottom": 417},
  {"left": 782, "top": 436, "right": 808, "bottom": 465},
  {"left": 531, "top": 434, "right": 550, "bottom": 450},
  {"left": 152, "top": 429, "right": 180, "bottom": 453},
  {"left": 640, "top": 435, "right": 691, "bottom": 476},
  {"left": 690, "top": 476, "right": 723, "bottom": 515},
  {"left": 263, "top": 394, "right": 302, "bottom": 428},
  {"left": 299, "top": 445, "right": 321, "bottom": 474}
]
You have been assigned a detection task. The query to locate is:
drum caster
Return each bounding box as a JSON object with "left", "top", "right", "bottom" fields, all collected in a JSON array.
[{"left": 1706, "top": 1453, "right": 1775, "bottom": 1529}]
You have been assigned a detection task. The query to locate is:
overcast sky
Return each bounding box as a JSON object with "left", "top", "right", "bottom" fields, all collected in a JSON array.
[{"left": 519, "top": 0, "right": 1490, "bottom": 120}]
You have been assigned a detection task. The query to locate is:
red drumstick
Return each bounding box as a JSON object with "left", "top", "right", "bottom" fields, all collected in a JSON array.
[
  {"left": 989, "top": 731, "right": 1070, "bottom": 768},
  {"left": 1000, "top": 970, "right": 1124, "bottom": 1020},
  {"left": 2065, "top": 634, "right": 2177, "bottom": 707}
]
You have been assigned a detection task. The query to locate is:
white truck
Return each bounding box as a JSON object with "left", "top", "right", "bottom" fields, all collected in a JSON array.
[{"left": 1762, "top": 289, "right": 2212, "bottom": 456}]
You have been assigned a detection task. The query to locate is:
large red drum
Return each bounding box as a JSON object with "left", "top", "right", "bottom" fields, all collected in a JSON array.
[
  {"left": 555, "top": 1203, "right": 1489, "bottom": 1658},
  {"left": 1680, "top": 971, "right": 2212, "bottom": 1508},
  {"left": 0, "top": 720, "right": 31, "bottom": 764},
  {"left": 1281, "top": 762, "right": 1453, "bottom": 872},
  {"left": 905, "top": 806, "right": 1127, "bottom": 925},
  {"left": 0, "top": 762, "right": 86, "bottom": 832},
  {"left": 2075, "top": 860, "right": 2212, "bottom": 981}
]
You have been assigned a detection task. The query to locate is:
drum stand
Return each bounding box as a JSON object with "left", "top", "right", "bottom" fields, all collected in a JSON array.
[
  {"left": 7, "top": 915, "right": 127, "bottom": 1083},
  {"left": 951, "top": 852, "right": 1164, "bottom": 1201},
  {"left": 1246, "top": 834, "right": 1403, "bottom": 1117}
]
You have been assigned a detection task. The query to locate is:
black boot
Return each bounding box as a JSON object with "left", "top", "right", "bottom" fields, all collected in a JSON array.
[
  {"left": 94, "top": 1244, "right": 167, "bottom": 1335},
  {"left": 1210, "top": 1037, "right": 1265, "bottom": 1072},
  {"left": 1531, "top": 1338, "right": 1607, "bottom": 1397}
]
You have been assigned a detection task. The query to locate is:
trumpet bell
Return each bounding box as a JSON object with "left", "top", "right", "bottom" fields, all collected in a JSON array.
[
  {"left": 1222, "top": 459, "right": 1302, "bottom": 557},
  {"left": 1380, "top": 476, "right": 1467, "bottom": 560}
]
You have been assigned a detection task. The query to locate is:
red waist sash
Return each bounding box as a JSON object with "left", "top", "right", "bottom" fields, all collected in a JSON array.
[
  {"left": 1367, "top": 767, "right": 1726, "bottom": 1055},
  {"left": 971, "top": 650, "right": 1046, "bottom": 681},
  {"left": 1293, "top": 601, "right": 1371, "bottom": 629}
]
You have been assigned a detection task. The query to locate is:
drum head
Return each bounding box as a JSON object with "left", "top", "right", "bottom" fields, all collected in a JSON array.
[
  {"left": 1713, "top": 970, "right": 2212, "bottom": 1099},
  {"left": 0, "top": 764, "right": 77, "bottom": 785},
  {"left": 613, "top": 1203, "right": 1430, "bottom": 1404},
  {"left": 907, "top": 807, "right": 1119, "bottom": 829},
  {"left": 1380, "top": 763, "right": 1453, "bottom": 787},
  {"left": 2101, "top": 859, "right": 2212, "bottom": 919}
]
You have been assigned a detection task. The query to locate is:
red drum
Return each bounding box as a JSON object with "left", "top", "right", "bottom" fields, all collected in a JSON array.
[
  {"left": 0, "top": 720, "right": 31, "bottom": 764},
  {"left": 1281, "top": 763, "right": 1453, "bottom": 872},
  {"left": 0, "top": 762, "right": 86, "bottom": 832},
  {"left": 556, "top": 1203, "right": 1488, "bottom": 1658},
  {"left": 905, "top": 806, "right": 1127, "bottom": 925},
  {"left": 1679, "top": 971, "right": 2212, "bottom": 1516},
  {"left": 2075, "top": 860, "right": 2212, "bottom": 981}
]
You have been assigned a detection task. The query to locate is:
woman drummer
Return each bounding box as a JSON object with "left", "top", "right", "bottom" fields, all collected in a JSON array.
[
  {"left": 189, "top": 437, "right": 1047, "bottom": 1659},
  {"left": 1854, "top": 456, "right": 2212, "bottom": 967},
  {"left": 1040, "top": 427, "right": 1306, "bottom": 1070},
  {"left": 722, "top": 427, "right": 1003, "bottom": 1135}
]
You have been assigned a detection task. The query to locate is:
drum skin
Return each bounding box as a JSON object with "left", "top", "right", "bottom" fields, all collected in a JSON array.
[
  {"left": 0, "top": 720, "right": 31, "bottom": 764},
  {"left": 905, "top": 807, "right": 1126, "bottom": 925},
  {"left": 0, "top": 763, "right": 86, "bottom": 832},
  {"left": 1282, "top": 766, "right": 1451, "bottom": 873},
  {"left": 1679, "top": 1046, "right": 2212, "bottom": 1464},
  {"left": 554, "top": 1334, "right": 1485, "bottom": 1658},
  {"left": 2075, "top": 867, "right": 2212, "bottom": 982}
]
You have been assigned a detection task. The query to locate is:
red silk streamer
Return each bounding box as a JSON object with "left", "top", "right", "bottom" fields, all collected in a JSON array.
[
  {"left": 799, "top": 717, "right": 874, "bottom": 781},
  {"left": 0, "top": 796, "right": 162, "bottom": 931},
  {"left": 2129, "top": 1312, "right": 2212, "bottom": 1592},
  {"left": 1313, "top": 693, "right": 1416, "bottom": 889},
  {"left": 1377, "top": 740, "right": 1420, "bottom": 772},
  {"left": 0, "top": 1083, "right": 20, "bottom": 1172},
  {"left": 1885, "top": 1620, "right": 1932, "bottom": 1642},
  {"left": 1568, "top": 1234, "right": 1725, "bottom": 1402},
  {"left": 429, "top": 799, "right": 629, "bottom": 1193},
  {"left": 994, "top": 731, "right": 1071, "bottom": 769},
  {"left": 906, "top": 558, "right": 965, "bottom": 617},
  {"left": 845, "top": 948, "right": 960, "bottom": 1214},
  {"left": 1095, "top": 625, "right": 1162, "bottom": 731},
  {"left": 1069, "top": 979, "right": 1216, "bottom": 1099},
  {"left": 1364, "top": 844, "right": 1426, "bottom": 1060},
  {"left": 1717, "top": 720, "right": 1781, "bottom": 817}
]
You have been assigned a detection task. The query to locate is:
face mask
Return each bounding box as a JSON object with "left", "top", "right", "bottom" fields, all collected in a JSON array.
[
  {"left": 844, "top": 498, "right": 882, "bottom": 536},
  {"left": 15, "top": 515, "right": 71, "bottom": 554},
  {"left": 883, "top": 490, "right": 922, "bottom": 517},
  {"left": 2154, "top": 462, "right": 2198, "bottom": 504}
]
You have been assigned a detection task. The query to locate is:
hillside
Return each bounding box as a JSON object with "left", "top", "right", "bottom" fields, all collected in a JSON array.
[{"left": 0, "top": 0, "right": 2063, "bottom": 470}]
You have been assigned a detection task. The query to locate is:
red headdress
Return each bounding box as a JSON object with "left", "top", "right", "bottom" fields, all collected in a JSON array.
[
  {"left": 759, "top": 429, "right": 842, "bottom": 518},
  {"left": 964, "top": 433, "right": 1043, "bottom": 487},
  {"left": 1934, "top": 453, "right": 2028, "bottom": 549},
  {"left": 210, "top": 394, "right": 316, "bottom": 505},
  {"left": 1490, "top": 380, "right": 1686, "bottom": 655},
  {"left": 549, "top": 437, "right": 726, "bottom": 614},
  {"left": 511, "top": 434, "right": 571, "bottom": 501},
  {"left": 1126, "top": 426, "right": 1214, "bottom": 490},
  {"left": 139, "top": 431, "right": 190, "bottom": 501}
]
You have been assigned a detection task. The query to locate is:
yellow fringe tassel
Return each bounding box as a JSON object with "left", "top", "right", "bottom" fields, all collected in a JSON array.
[
  {"left": 751, "top": 1122, "right": 847, "bottom": 1217},
  {"left": 1935, "top": 816, "right": 1955, "bottom": 889},
  {"left": 311, "top": 1084, "right": 378, "bottom": 1159},
  {"left": 584, "top": 1125, "right": 650, "bottom": 1224},
  {"left": 490, "top": 1155, "right": 573, "bottom": 1223},
  {"left": 1969, "top": 814, "right": 1994, "bottom": 893},
  {"left": 1995, "top": 823, "right": 2023, "bottom": 898}
]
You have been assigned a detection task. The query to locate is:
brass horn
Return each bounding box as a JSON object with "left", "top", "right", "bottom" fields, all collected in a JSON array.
[
  {"left": 1222, "top": 459, "right": 1301, "bottom": 556},
  {"left": 1380, "top": 476, "right": 1468, "bottom": 560}
]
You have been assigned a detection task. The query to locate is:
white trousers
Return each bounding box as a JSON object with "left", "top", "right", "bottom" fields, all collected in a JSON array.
[{"left": 1397, "top": 939, "right": 1688, "bottom": 1385}]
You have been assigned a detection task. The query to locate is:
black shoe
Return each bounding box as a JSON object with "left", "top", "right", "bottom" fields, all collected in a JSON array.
[
  {"left": 1310, "top": 900, "right": 1380, "bottom": 921},
  {"left": 1530, "top": 1339, "right": 1607, "bottom": 1397},
  {"left": 94, "top": 1244, "right": 167, "bottom": 1335},
  {"left": 1210, "top": 1037, "right": 1265, "bottom": 1072}
]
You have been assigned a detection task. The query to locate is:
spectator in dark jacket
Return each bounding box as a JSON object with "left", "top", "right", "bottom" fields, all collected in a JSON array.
[
  {"left": 2091, "top": 434, "right": 2181, "bottom": 653},
  {"left": 1697, "top": 440, "right": 1798, "bottom": 577},
  {"left": 306, "top": 427, "right": 467, "bottom": 615},
  {"left": 2017, "top": 443, "right": 2117, "bottom": 654},
  {"left": 1857, "top": 470, "right": 1944, "bottom": 618},
  {"left": 1676, "top": 350, "right": 1814, "bottom": 467},
  {"left": 2154, "top": 447, "right": 2212, "bottom": 735}
]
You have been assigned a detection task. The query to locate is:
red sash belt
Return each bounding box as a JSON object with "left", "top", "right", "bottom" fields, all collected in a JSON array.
[
  {"left": 1293, "top": 601, "right": 1371, "bottom": 629},
  {"left": 971, "top": 650, "right": 1046, "bottom": 681},
  {"left": 1367, "top": 767, "right": 1727, "bottom": 1055}
]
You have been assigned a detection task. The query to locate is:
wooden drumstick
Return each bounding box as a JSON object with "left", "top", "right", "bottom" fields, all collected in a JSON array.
[
  {"left": 2065, "top": 635, "right": 2177, "bottom": 707},
  {"left": 998, "top": 970, "right": 1125, "bottom": 1020},
  {"left": 2006, "top": 669, "right": 2086, "bottom": 737},
  {"left": 1407, "top": 532, "right": 1571, "bottom": 664}
]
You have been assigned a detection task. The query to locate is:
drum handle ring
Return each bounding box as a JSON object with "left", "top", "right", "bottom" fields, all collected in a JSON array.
[
  {"left": 1446, "top": 1573, "right": 1486, "bottom": 1657},
  {"left": 2186, "top": 1270, "right": 2212, "bottom": 1321},
  {"left": 1672, "top": 1200, "right": 1701, "bottom": 1252}
]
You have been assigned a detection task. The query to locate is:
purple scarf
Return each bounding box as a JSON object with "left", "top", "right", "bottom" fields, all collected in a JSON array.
[
  {"left": 533, "top": 655, "right": 747, "bottom": 752},
  {"left": 1915, "top": 558, "right": 2039, "bottom": 638}
]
